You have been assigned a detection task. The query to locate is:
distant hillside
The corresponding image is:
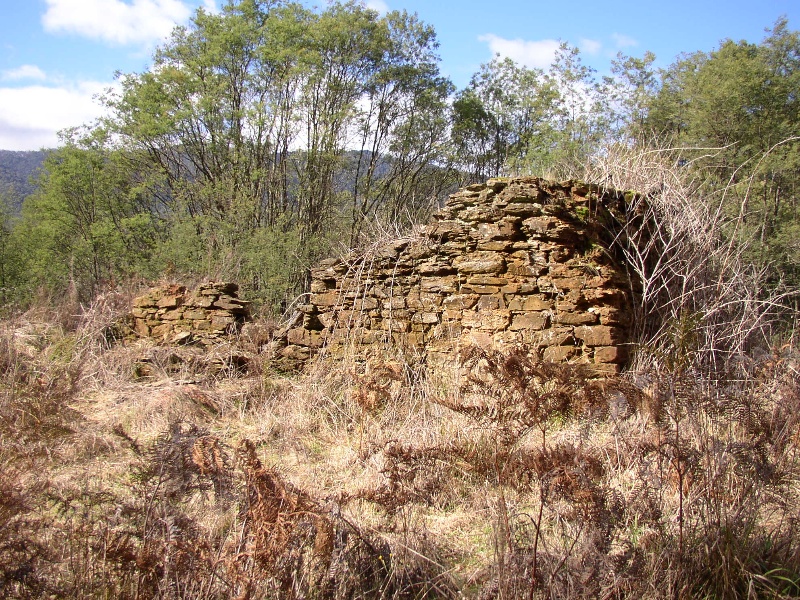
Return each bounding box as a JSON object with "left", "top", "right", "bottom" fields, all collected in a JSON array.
[{"left": 0, "top": 149, "right": 48, "bottom": 212}]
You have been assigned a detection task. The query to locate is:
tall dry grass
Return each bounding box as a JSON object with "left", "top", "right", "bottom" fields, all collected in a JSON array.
[{"left": 2, "top": 150, "right": 799, "bottom": 597}]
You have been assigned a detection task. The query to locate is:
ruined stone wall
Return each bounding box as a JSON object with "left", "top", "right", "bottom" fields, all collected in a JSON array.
[
  {"left": 131, "top": 282, "right": 250, "bottom": 345},
  {"left": 276, "top": 176, "right": 637, "bottom": 371}
]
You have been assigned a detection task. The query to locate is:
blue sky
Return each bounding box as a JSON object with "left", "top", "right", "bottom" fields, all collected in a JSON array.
[{"left": 0, "top": 0, "right": 795, "bottom": 150}]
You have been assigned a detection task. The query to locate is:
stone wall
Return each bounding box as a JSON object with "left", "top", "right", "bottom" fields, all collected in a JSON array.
[
  {"left": 276, "top": 176, "right": 637, "bottom": 371},
  {"left": 131, "top": 282, "right": 250, "bottom": 345}
]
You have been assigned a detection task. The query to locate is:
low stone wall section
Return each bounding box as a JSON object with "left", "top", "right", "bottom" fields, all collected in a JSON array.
[
  {"left": 275, "top": 176, "right": 637, "bottom": 371},
  {"left": 131, "top": 282, "right": 250, "bottom": 345}
]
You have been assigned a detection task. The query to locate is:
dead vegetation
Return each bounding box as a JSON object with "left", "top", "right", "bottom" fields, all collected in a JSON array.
[{"left": 1, "top": 288, "right": 799, "bottom": 599}]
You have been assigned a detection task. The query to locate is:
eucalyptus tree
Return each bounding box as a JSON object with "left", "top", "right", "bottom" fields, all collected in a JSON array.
[
  {"left": 600, "top": 50, "right": 658, "bottom": 142},
  {"left": 647, "top": 18, "right": 800, "bottom": 284},
  {"left": 17, "top": 129, "right": 158, "bottom": 301},
  {"left": 346, "top": 10, "right": 455, "bottom": 245},
  {"left": 104, "top": 0, "right": 453, "bottom": 310},
  {"left": 451, "top": 57, "right": 560, "bottom": 181},
  {"left": 452, "top": 46, "right": 610, "bottom": 181}
]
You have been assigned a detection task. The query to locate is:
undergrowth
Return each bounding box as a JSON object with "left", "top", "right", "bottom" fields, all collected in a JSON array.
[{"left": 1, "top": 291, "right": 799, "bottom": 599}]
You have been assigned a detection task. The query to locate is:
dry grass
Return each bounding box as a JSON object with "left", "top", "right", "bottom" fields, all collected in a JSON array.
[{"left": 1, "top": 291, "right": 799, "bottom": 599}]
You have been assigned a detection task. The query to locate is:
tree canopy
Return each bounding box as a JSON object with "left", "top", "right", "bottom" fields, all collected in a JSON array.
[{"left": 3, "top": 4, "right": 798, "bottom": 317}]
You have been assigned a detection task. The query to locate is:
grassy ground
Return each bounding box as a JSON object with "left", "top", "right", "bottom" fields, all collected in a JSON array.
[{"left": 1, "top": 291, "right": 799, "bottom": 599}]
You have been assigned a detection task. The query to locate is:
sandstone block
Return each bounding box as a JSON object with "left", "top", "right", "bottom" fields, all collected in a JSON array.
[
  {"left": 383, "top": 296, "right": 406, "bottom": 310},
  {"left": 510, "top": 312, "right": 550, "bottom": 331},
  {"left": 462, "top": 284, "right": 502, "bottom": 295},
  {"left": 211, "top": 314, "right": 236, "bottom": 330},
  {"left": 134, "top": 320, "right": 150, "bottom": 337},
  {"left": 443, "top": 294, "right": 479, "bottom": 310},
  {"left": 477, "top": 240, "right": 513, "bottom": 251},
  {"left": 183, "top": 309, "right": 208, "bottom": 321},
  {"left": 523, "top": 216, "right": 558, "bottom": 236},
  {"left": 476, "top": 295, "right": 503, "bottom": 311},
  {"left": 157, "top": 295, "right": 182, "bottom": 308},
  {"left": 311, "top": 291, "right": 340, "bottom": 307},
  {"left": 543, "top": 346, "right": 577, "bottom": 362},
  {"left": 213, "top": 298, "right": 250, "bottom": 312},
  {"left": 477, "top": 220, "right": 519, "bottom": 240},
  {"left": 462, "top": 310, "right": 510, "bottom": 330},
  {"left": 594, "top": 346, "right": 629, "bottom": 364},
  {"left": 381, "top": 319, "right": 410, "bottom": 333},
  {"left": 411, "top": 312, "right": 440, "bottom": 324},
  {"left": 536, "top": 327, "right": 574, "bottom": 347},
  {"left": 420, "top": 276, "right": 457, "bottom": 293},
  {"left": 453, "top": 252, "right": 506, "bottom": 274},
  {"left": 503, "top": 202, "right": 544, "bottom": 217},
  {"left": 574, "top": 325, "right": 622, "bottom": 347},
  {"left": 555, "top": 311, "right": 598, "bottom": 325},
  {"left": 186, "top": 294, "right": 215, "bottom": 308},
  {"left": 417, "top": 261, "right": 456, "bottom": 275},
  {"left": 506, "top": 296, "right": 552, "bottom": 311},
  {"left": 551, "top": 276, "right": 585, "bottom": 290},
  {"left": 466, "top": 275, "right": 507, "bottom": 286}
]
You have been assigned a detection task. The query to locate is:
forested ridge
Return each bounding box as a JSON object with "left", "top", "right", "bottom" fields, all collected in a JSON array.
[{"left": 0, "top": 0, "right": 796, "bottom": 316}]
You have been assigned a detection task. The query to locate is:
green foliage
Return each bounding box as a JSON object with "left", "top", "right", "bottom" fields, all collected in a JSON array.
[
  {"left": 14, "top": 129, "right": 159, "bottom": 302},
  {"left": 451, "top": 44, "right": 611, "bottom": 181},
  {"left": 99, "top": 0, "right": 454, "bottom": 310},
  {"left": 0, "top": 190, "right": 22, "bottom": 307},
  {"left": 646, "top": 18, "right": 800, "bottom": 284}
]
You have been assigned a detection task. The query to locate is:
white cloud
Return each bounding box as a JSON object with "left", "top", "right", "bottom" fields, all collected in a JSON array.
[
  {"left": 2, "top": 65, "right": 48, "bottom": 82},
  {"left": 42, "top": 0, "right": 193, "bottom": 46},
  {"left": 580, "top": 38, "right": 602, "bottom": 55},
  {"left": 478, "top": 34, "right": 560, "bottom": 69},
  {"left": 0, "top": 81, "right": 116, "bottom": 150},
  {"left": 364, "top": 0, "right": 389, "bottom": 13},
  {"left": 612, "top": 33, "right": 638, "bottom": 48}
]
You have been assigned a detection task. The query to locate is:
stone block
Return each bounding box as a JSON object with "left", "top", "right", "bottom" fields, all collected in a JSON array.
[
  {"left": 381, "top": 319, "right": 410, "bottom": 332},
  {"left": 134, "top": 320, "right": 150, "bottom": 337},
  {"left": 467, "top": 275, "right": 507, "bottom": 286},
  {"left": 536, "top": 327, "right": 574, "bottom": 347},
  {"left": 443, "top": 294, "right": 479, "bottom": 310},
  {"left": 420, "top": 276, "right": 457, "bottom": 293},
  {"left": 476, "top": 295, "right": 503, "bottom": 311},
  {"left": 411, "top": 312, "right": 441, "bottom": 324},
  {"left": 551, "top": 276, "right": 586, "bottom": 290},
  {"left": 151, "top": 324, "right": 171, "bottom": 338},
  {"left": 477, "top": 240, "right": 513, "bottom": 251},
  {"left": 594, "top": 346, "right": 629, "bottom": 364},
  {"left": 211, "top": 314, "right": 236, "bottom": 330},
  {"left": 555, "top": 311, "right": 598, "bottom": 325},
  {"left": 453, "top": 251, "right": 506, "bottom": 274},
  {"left": 183, "top": 309, "right": 208, "bottom": 321},
  {"left": 213, "top": 297, "right": 250, "bottom": 312},
  {"left": 477, "top": 220, "right": 519, "bottom": 240},
  {"left": 354, "top": 296, "right": 379, "bottom": 311},
  {"left": 543, "top": 346, "right": 577, "bottom": 362},
  {"left": 504, "top": 202, "right": 543, "bottom": 216},
  {"left": 597, "top": 306, "right": 631, "bottom": 326},
  {"left": 420, "top": 292, "right": 444, "bottom": 308},
  {"left": 574, "top": 325, "right": 622, "bottom": 347},
  {"left": 462, "top": 284, "right": 502, "bottom": 295},
  {"left": 417, "top": 262, "right": 456, "bottom": 275},
  {"left": 186, "top": 294, "right": 215, "bottom": 308},
  {"left": 522, "top": 216, "right": 558, "bottom": 236},
  {"left": 506, "top": 296, "right": 552, "bottom": 311},
  {"left": 462, "top": 310, "right": 510, "bottom": 331},
  {"left": 510, "top": 312, "right": 550, "bottom": 331},
  {"left": 311, "top": 291, "right": 340, "bottom": 307}
]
